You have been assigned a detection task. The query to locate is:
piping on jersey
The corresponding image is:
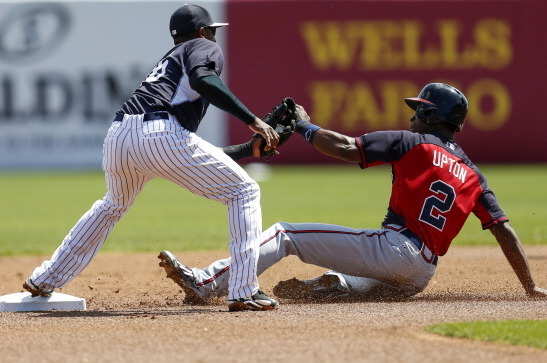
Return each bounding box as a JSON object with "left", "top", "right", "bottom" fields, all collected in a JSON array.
[{"left": 194, "top": 228, "right": 389, "bottom": 287}]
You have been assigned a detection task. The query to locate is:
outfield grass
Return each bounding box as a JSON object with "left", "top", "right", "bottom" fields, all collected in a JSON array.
[
  {"left": 0, "top": 164, "right": 546, "bottom": 255},
  {"left": 426, "top": 320, "right": 547, "bottom": 349}
]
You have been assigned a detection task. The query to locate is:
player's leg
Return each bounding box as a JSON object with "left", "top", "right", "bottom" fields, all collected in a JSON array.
[
  {"left": 26, "top": 120, "right": 149, "bottom": 293},
  {"left": 141, "top": 126, "right": 264, "bottom": 302},
  {"left": 163, "top": 266, "right": 419, "bottom": 304},
  {"left": 337, "top": 272, "right": 418, "bottom": 298},
  {"left": 160, "top": 221, "right": 434, "bottom": 301},
  {"left": 159, "top": 222, "right": 399, "bottom": 299},
  {"left": 254, "top": 221, "right": 435, "bottom": 293},
  {"left": 274, "top": 271, "right": 417, "bottom": 301}
]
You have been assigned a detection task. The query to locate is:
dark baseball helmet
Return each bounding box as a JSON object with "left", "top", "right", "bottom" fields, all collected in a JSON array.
[
  {"left": 405, "top": 83, "right": 468, "bottom": 132},
  {"left": 170, "top": 4, "right": 228, "bottom": 37}
]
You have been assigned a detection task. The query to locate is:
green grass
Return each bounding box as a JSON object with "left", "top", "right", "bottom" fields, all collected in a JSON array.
[
  {"left": 426, "top": 320, "right": 547, "bottom": 349},
  {"left": 0, "top": 164, "right": 546, "bottom": 255}
]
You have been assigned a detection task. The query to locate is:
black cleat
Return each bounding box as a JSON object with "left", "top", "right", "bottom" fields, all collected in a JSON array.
[
  {"left": 23, "top": 278, "right": 53, "bottom": 297},
  {"left": 228, "top": 290, "right": 279, "bottom": 311},
  {"left": 158, "top": 250, "right": 209, "bottom": 305}
]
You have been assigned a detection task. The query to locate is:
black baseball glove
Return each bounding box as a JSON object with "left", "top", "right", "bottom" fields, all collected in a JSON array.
[{"left": 254, "top": 97, "right": 297, "bottom": 159}]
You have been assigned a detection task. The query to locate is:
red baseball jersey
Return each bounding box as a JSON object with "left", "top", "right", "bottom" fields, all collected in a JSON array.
[{"left": 356, "top": 130, "right": 508, "bottom": 256}]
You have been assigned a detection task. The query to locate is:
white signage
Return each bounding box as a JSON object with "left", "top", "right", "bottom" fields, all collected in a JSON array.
[{"left": 0, "top": 1, "right": 227, "bottom": 169}]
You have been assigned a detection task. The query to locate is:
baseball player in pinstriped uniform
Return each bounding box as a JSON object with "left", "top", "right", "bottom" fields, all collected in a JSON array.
[
  {"left": 158, "top": 83, "right": 547, "bottom": 303},
  {"left": 23, "top": 4, "right": 279, "bottom": 311}
]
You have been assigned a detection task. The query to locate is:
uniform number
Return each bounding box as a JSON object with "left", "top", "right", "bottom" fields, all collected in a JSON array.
[
  {"left": 145, "top": 60, "right": 168, "bottom": 83},
  {"left": 419, "top": 180, "right": 456, "bottom": 231}
]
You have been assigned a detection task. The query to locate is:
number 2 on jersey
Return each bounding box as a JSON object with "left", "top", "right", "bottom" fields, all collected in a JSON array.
[{"left": 419, "top": 180, "right": 456, "bottom": 231}]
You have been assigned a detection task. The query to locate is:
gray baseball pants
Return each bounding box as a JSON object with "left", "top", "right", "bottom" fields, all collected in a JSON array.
[{"left": 188, "top": 221, "right": 437, "bottom": 299}]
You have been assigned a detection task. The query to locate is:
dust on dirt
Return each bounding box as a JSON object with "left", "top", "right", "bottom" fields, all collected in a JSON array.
[{"left": 1, "top": 246, "right": 546, "bottom": 362}]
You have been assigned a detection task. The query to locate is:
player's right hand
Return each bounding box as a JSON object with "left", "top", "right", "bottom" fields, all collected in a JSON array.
[{"left": 249, "top": 117, "right": 279, "bottom": 151}]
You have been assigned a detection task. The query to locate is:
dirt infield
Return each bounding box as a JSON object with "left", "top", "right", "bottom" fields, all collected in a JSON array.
[{"left": 1, "top": 246, "right": 546, "bottom": 362}]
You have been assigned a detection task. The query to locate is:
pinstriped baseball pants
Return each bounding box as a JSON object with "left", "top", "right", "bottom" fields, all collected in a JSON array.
[{"left": 29, "top": 114, "right": 262, "bottom": 300}]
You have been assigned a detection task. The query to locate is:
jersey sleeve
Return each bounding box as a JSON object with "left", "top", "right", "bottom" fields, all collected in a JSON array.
[
  {"left": 357, "top": 130, "right": 420, "bottom": 168},
  {"left": 183, "top": 38, "right": 224, "bottom": 76},
  {"left": 472, "top": 188, "right": 508, "bottom": 229}
]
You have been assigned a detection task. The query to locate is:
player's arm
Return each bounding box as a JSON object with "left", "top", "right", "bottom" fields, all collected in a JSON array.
[
  {"left": 489, "top": 221, "right": 547, "bottom": 298},
  {"left": 189, "top": 66, "right": 278, "bottom": 149},
  {"left": 220, "top": 138, "right": 263, "bottom": 160},
  {"left": 293, "top": 105, "right": 361, "bottom": 162}
]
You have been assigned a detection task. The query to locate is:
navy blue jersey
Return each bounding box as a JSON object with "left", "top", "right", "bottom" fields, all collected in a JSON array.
[
  {"left": 356, "top": 130, "right": 507, "bottom": 256},
  {"left": 119, "top": 38, "right": 224, "bottom": 132}
]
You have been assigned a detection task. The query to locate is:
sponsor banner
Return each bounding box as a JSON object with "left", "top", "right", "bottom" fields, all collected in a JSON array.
[
  {"left": 0, "top": 1, "right": 228, "bottom": 169},
  {"left": 226, "top": 0, "right": 547, "bottom": 163}
]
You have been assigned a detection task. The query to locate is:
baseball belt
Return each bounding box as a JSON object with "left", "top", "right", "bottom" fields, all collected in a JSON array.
[
  {"left": 399, "top": 228, "right": 438, "bottom": 266},
  {"left": 113, "top": 111, "right": 170, "bottom": 122}
]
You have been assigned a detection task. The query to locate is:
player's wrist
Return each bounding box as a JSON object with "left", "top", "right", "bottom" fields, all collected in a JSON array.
[
  {"left": 222, "top": 141, "right": 254, "bottom": 161},
  {"left": 294, "top": 119, "right": 310, "bottom": 131},
  {"left": 295, "top": 119, "right": 321, "bottom": 143}
]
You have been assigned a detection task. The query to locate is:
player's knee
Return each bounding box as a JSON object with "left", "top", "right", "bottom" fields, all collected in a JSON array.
[
  {"left": 248, "top": 178, "right": 260, "bottom": 192},
  {"left": 239, "top": 179, "right": 261, "bottom": 200},
  {"left": 93, "top": 195, "right": 130, "bottom": 220},
  {"left": 271, "top": 222, "right": 299, "bottom": 255}
]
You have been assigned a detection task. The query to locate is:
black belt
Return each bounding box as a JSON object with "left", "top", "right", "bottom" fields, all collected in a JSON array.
[
  {"left": 399, "top": 229, "right": 438, "bottom": 266},
  {"left": 113, "top": 111, "right": 170, "bottom": 122}
]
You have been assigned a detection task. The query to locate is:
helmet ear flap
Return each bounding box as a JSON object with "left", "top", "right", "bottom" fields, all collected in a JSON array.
[
  {"left": 416, "top": 104, "right": 437, "bottom": 124},
  {"left": 416, "top": 107, "right": 428, "bottom": 123},
  {"left": 416, "top": 104, "right": 445, "bottom": 125}
]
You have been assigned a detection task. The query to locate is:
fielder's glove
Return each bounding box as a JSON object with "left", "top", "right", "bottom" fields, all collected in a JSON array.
[{"left": 253, "top": 97, "right": 297, "bottom": 159}]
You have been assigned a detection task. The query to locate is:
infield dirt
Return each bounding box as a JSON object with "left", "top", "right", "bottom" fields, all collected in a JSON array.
[{"left": 1, "top": 246, "right": 546, "bottom": 362}]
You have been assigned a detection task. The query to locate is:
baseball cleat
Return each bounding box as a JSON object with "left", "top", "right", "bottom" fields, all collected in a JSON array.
[
  {"left": 23, "top": 278, "right": 53, "bottom": 297},
  {"left": 158, "top": 250, "right": 208, "bottom": 305},
  {"left": 228, "top": 290, "right": 279, "bottom": 311},
  {"left": 273, "top": 273, "right": 350, "bottom": 300}
]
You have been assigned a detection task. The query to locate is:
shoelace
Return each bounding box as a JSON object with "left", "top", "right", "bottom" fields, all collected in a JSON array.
[{"left": 254, "top": 289, "right": 269, "bottom": 298}]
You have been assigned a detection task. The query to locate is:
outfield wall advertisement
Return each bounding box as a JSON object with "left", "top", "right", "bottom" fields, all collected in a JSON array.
[
  {"left": 0, "top": 1, "right": 226, "bottom": 169},
  {"left": 1, "top": 1, "right": 545, "bottom": 169},
  {"left": 226, "top": 0, "right": 547, "bottom": 164}
]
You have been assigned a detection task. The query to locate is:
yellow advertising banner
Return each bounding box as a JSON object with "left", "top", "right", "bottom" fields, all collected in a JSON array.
[{"left": 227, "top": 0, "right": 546, "bottom": 163}]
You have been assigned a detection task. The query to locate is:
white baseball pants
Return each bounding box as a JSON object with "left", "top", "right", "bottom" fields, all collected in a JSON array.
[{"left": 30, "top": 114, "right": 262, "bottom": 300}]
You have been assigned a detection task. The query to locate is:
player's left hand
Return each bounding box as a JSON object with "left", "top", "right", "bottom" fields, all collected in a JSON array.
[
  {"left": 526, "top": 286, "right": 547, "bottom": 298},
  {"left": 295, "top": 104, "right": 311, "bottom": 123},
  {"left": 249, "top": 135, "right": 277, "bottom": 157},
  {"left": 251, "top": 97, "right": 297, "bottom": 159}
]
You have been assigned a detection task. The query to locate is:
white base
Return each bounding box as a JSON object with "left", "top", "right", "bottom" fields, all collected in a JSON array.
[{"left": 0, "top": 292, "right": 86, "bottom": 312}]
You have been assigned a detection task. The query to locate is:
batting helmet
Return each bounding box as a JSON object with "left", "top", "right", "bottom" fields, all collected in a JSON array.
[{"left": 405, "top": 83, "right": 468, "bottom": 132}]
